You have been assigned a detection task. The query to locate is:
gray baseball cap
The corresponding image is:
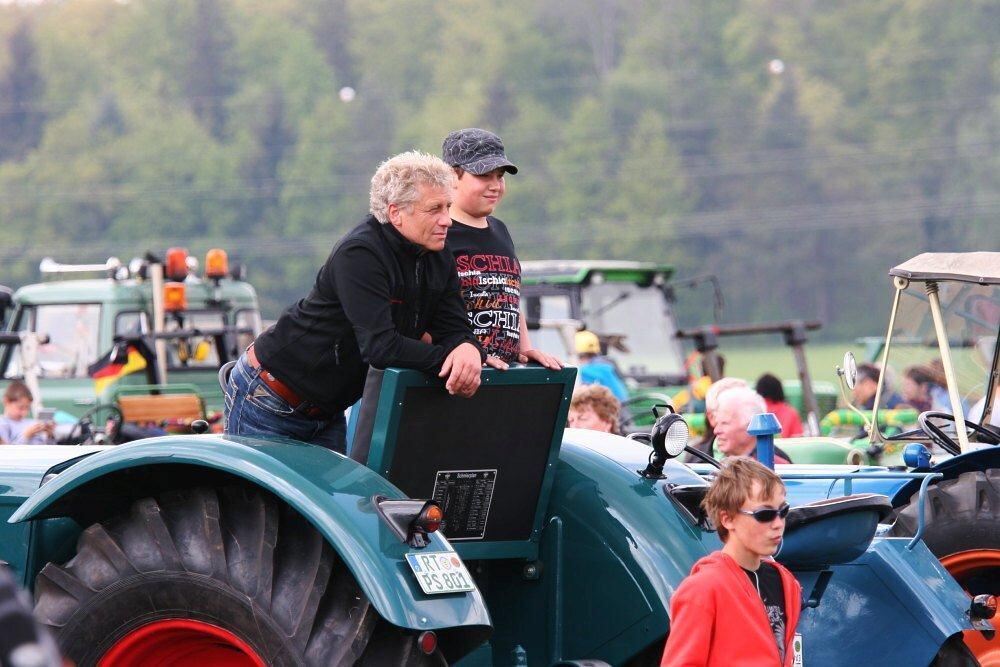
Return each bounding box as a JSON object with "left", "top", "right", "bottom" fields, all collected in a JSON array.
[{"left": 442, "top": 128, "right": 518, "bottom": 175}]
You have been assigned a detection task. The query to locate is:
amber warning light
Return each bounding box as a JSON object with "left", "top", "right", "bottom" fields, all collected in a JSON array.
[
  {"left": 165, "top": 247, "right": 189, "bottom": 281},
  {"left": 163, "top": 282, "right": 188, "bottom": 312},
  {"left": 205, "top": 248, "right": 229, "bottom": 279}
]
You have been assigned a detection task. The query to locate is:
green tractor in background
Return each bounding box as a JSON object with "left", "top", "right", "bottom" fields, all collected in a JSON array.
[
  {"left": 0, "top": 248, "right": 262, "bottom": 442},
  {"left": 520, "top": 260, "right": 838, "bottom": 433}
]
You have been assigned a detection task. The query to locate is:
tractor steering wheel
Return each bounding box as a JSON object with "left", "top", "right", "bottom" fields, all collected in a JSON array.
[
  {"left": 63, "top": 404, "right": 123, "bottom": 446},
  {"left": 619, "top": 393, "right": 674, "bottom": 434},
  {"left": 917, "top": 410, "right": 1000, "bottom": 455}
]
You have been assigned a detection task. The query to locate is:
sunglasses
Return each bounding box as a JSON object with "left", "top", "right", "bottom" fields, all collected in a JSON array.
[{"left": 737, "top": 503, "right": 790, "bottom": 523}]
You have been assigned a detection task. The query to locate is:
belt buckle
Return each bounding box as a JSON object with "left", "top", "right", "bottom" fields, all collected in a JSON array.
[{"left": 304, "top": 404, "right": 326, "bottom": 419}]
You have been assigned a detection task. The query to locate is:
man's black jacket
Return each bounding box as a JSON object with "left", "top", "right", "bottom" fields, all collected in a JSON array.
[{"left": 254, "top": 216, "right": 482, "bottom": 414}]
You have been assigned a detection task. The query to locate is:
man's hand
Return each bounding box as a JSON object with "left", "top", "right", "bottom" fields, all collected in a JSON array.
[
  {"left": 439, "top": 342, "right": 483, "bottom": 397},
  {"left": 519, "top": 348, "right": 563, "bottom": 370}
]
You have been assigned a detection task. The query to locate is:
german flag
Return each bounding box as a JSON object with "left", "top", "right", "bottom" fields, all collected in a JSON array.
[{"left": 88, "top": 343, "right": 147, "bottom": 394}]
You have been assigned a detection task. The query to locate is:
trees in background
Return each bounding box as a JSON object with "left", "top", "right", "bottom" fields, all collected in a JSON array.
[{"left": 0, "top": 0, "right": 995, "bottom": 336}]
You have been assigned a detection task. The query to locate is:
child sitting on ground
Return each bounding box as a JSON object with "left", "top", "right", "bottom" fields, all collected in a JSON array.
[
  {"left": 0, "top": 381, "right": 53, "bottom": 444},
  {"left": 661, "top": 457, "right": 801, "bottom": 666}
]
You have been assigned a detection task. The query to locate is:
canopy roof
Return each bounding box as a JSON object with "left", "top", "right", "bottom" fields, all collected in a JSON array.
[{"left": 889, "top": 252, "right": 1000, "bottom": 285}]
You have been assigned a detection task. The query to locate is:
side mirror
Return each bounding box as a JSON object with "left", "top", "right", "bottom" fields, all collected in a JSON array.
[
  {"left": 840, "top": 351, "right": 858, "bottom": 390},
  {"left": 835, "top": 351, "right": 873, "bottom": 438}
]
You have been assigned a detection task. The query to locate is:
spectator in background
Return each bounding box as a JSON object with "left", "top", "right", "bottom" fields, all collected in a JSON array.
[
  {"left": 0, "top": 381, "right": 53, "bottom": 445},
  {"left": 568, "top": 384, "right": 621, "bottom": 435},
  {"left": 902, "top": 361, "right": 956, "bottom": 413},
  {"left": 704, "top": 377, "right": 749, "bottom": 433},
  {"left": 575, "top": 330, "right": 629, "bottom": 402},
  {"left": 755, "top": 373, "right": 803, "bottom": 438},
  {"left": 852, "top": 363, "right": 903, "bottom": 410},
  {"left": 685, "top": 377, "right": 750, "bottom": 460},
  {"left": 714, "top": 387, "right": 792, "bottom": 464}
]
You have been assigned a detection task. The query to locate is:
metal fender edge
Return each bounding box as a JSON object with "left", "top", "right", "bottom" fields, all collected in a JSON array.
[{"left": 9, "top": 434, "right": 492, "bottom": 637}]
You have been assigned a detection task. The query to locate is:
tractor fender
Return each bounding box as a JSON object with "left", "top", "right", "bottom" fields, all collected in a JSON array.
[
  {"left": 9, "top": 434, "right": 491, "bottom": 637},
  {"left": 520, "top": 430, "right": 716, "bottom": 664},
  {"left": 891, "top": 445, "right": 1000, "bottom": 506}
]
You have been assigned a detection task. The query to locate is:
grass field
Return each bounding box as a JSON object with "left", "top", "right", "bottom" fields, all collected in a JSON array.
[{"left": 719, "top": 342, "right": 868, "bottom": 387}]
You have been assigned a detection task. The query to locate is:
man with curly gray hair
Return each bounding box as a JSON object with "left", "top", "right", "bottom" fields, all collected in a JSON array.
[{"left": 225, "top": 151, "right": 497, "bottom": 454}]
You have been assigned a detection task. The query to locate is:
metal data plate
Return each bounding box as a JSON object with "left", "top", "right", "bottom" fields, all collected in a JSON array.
[
  {"left": 405, "top": 552, "right": 477, "bottom": 595},
  {"left": 431, "top": 469, "right": 497, "bottom": 540}
]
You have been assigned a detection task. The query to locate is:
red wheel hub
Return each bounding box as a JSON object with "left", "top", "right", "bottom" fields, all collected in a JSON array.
[
  {"left": 942, "top": 549, "right": 1000, "bottom": 666},
  {"left": 99, "top": 619, "right": 266, "bottom": 667}
]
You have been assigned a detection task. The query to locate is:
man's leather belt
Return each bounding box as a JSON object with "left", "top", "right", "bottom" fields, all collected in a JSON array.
[{"left": 246, "top": 345, "right": 327, "bottom": 418}]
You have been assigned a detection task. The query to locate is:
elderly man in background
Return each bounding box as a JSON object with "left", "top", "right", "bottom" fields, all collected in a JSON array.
[
  {"left": 225, "top": 151, "right": 496, "bottom": 454},
  {"left": 714, "top": 386, "right": 793, "bottom": 464}
]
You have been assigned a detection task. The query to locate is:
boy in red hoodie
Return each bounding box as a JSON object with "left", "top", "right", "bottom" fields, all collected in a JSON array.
[{"left": 662, "top": 457, "right": 802, "bottom": 667}]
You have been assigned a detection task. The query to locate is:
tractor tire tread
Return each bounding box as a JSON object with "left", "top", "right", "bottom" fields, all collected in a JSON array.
[
  {"left": 890, "top": 470, "right": 1000, "bottom": 557},
  {"left": 34, "top": 484, "right": 413, "bottom": 666}
]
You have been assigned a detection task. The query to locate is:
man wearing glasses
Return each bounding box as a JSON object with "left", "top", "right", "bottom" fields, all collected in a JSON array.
[{"left": 661, "top": 457, "right": 802, "bottom": 666}]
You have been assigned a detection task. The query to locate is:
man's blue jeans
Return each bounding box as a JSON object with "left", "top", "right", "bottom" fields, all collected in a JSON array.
[{"left": 223, "top": 353, "right": 346, "bottom": 454}]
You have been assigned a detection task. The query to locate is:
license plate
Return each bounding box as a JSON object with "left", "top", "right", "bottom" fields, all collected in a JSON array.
[{"left": 405, "top": 552, "right": 477, "bottom": 595}]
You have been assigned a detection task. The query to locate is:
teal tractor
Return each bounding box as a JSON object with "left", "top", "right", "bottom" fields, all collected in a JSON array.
[{"left": 0, "top": 361, "right": 991, "bottom": 665}]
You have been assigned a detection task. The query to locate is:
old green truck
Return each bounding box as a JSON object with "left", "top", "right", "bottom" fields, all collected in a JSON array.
[{"left": 0, "top": 249, "right": 262, "bottom": 428}]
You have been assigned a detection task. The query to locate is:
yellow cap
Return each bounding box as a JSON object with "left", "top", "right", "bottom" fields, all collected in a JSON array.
[
  {"left": 575, "top": 330, "right": 601, "bottom": 355},
  {"left": 692, "top": 375, "right": 712, "bottom": 400}
]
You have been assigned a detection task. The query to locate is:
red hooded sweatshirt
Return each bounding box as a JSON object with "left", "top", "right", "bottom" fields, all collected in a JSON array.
[{"left": 661, "top": 552, "right": 802, "bottom": 667}]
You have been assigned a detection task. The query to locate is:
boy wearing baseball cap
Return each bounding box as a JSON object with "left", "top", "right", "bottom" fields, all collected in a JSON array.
[{"left": 441, "top": 128, "right": 560, "bottom": 370}]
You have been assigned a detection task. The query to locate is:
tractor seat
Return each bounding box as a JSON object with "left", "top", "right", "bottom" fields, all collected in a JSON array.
[
  {"left": 219, "top": 360, "right": 236, "bottom": 391},
  {"left": 776, "top": 493, "right": 892, "bottom": 569}
]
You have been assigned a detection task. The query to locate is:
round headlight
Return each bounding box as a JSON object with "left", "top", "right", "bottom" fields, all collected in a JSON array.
[
  {"left": 651, "top": 412, "right": 690, "bottom": 460},
  {"left": 663, "top": 417, "right": 690, "bottom": 457}
]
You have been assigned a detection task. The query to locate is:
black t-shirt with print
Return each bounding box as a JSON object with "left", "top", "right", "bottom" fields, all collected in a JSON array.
[
  {"left": 743, "top": 563, "right": 787, "bottom": 662},
  {"left": 447, "top": 217, "right": 522, "bottom": 363}
]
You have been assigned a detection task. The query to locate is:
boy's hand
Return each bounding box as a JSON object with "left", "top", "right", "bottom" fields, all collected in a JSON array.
[
  {"left": 24, "top": 422, "right": 48, "bottom": 438},
  {"left": 439, "top": 342, "right": 483, "bottom": 397},
  {"left": 485, "top": 355, "right": 509, "bottom": 371},
  {"left": 519, "top": 348, "right": 563, "bottom": 370}
]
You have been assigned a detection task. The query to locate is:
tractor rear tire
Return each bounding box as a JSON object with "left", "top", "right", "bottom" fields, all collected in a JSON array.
[
  {"left": 890, "top": 470, "right": 1000, "bottom": 555},
  {"left": 32, "top": 485, "right": 441, "bottom": 666},
  {"left": 891, "top": 471, "right": 1000, "bottom": 665}
]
